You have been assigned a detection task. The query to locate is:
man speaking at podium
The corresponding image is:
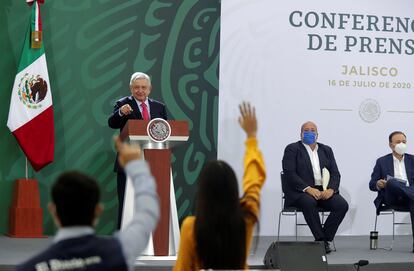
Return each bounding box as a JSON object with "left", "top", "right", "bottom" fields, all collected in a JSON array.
[{"left": 108, "top": 72, "right": 167, "bottom": 229}]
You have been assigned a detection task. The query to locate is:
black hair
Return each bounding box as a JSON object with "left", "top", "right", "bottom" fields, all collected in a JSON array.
[
  {"left": 389, "top": 131, "right": 406, "bottom": 143},
  {"left": 194, "top": 160, "right": 246, "bottom": 269},
  {"left": 51, "top": 171, "right": 100, "bottom": 226}
]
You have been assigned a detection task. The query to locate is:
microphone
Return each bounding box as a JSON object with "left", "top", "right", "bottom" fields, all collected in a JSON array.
[{"left": 354, "top": 260, "right": 369, "bottom": 271}]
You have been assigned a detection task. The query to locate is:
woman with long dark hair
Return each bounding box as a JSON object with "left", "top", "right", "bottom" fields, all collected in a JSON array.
[{"left": 174, "top": 102, "right": 266, "bottom": 270}]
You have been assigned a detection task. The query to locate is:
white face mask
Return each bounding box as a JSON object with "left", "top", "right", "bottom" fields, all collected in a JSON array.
[{"left": 394, "top": 143, "right": 407, "bottom": 155}]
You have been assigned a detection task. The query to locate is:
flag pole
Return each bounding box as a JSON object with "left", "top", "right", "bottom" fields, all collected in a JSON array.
[
  {"left": 25, "top": 158, "right": 28, "bottom": 180},
  {"left": 7, "top": 0, "right": 49, "bottom": 238}
]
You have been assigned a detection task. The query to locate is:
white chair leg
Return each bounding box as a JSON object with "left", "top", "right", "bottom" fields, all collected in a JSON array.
[
  {"left": 295, "top": 211, "right": 298, "bottom": 241},
  {"left": 391, "top": 210, "right": 395, "bottom": 250},
  {"left": 277, "top": 211, "right": 282, "bottom": 242}
]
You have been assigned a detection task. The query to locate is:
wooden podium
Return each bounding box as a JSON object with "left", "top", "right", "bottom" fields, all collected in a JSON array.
[{"left": 120, "top": 119, "right": 189, "bottom": 256}]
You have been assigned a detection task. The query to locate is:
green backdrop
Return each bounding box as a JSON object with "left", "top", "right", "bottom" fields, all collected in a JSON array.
[{"left": 0, "top": 0, "right": 220, "bottom": 235}]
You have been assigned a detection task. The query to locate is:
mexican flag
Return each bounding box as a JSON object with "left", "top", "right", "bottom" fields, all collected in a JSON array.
[{"left": 7, "top": 0, "right": 54, "bottom": 171}]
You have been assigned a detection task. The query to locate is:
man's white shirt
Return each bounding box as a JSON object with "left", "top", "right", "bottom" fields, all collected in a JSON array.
[{"left": 393, "top": 155, "right": 408, "bottom": 186}]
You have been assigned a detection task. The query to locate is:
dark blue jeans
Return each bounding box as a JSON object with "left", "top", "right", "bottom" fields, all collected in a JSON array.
[
  {"left": 384, "top": 179, "right": 414, "bottom": 240},
  {"left": 293, "top": 190, "right": 349, "bottom": 242}
]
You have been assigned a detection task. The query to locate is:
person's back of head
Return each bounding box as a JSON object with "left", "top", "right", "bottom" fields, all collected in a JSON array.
[
  {"left": 51, "top": 171, "right": 100, "bottom": 227},
  {"left": 195, "top": 160, "right": 246, "bottom": 269}
]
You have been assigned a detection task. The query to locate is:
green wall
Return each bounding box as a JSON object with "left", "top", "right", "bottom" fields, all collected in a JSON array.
[{"left": 0, "top": 0, "right": 220, "bottom": 235}]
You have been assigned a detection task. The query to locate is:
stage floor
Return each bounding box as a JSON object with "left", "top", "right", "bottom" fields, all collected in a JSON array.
[{"left": 1, "top": 235, "right": 414, "bottom": 270}]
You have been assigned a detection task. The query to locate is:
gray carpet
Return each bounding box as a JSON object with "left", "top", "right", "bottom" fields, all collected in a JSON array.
[{"left": 1, "top": 235, "right": 414, "bottom": 270}]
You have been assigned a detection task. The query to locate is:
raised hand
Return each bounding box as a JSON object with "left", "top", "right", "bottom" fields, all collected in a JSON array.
[
  {"left": 238, "top": 102, "right": 257, "bottom": 138},
  {"left": 114, "top": 136, "right": 142, "bottom": 167}
]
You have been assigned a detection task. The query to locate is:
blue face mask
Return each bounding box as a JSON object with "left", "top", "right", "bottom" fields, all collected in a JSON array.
[{"left": 302, "top": 131, "right": 316, "bottom": 145}]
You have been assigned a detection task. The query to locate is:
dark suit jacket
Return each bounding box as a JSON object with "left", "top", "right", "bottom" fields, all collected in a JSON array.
[
  {"left": 369, "top": 153, "right": 414, "bottom": 214},
  {"left": 17, "top": 235, "right": 127, "bottom": 271},
  {"left": 108, "top": 96, "right": 168, "bottom": 172},
  {"left": 282, "top": 141, "right": 341, "bottom": 208}
]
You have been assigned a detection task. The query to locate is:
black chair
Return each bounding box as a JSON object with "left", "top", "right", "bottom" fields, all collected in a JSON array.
[
  {"left": 374, "top": 204, "right": 411, "bottom": 250},
  {"left": 277, "top": 172, "right": 336, "bottom": 250}
]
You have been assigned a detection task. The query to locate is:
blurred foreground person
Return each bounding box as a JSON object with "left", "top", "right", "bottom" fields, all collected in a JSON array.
[
  {"left": 17, "top": 137, "right": 159, "bottom": 271},
  {"left": 174, "top": 102, "right": 266, "bottom": 270}
]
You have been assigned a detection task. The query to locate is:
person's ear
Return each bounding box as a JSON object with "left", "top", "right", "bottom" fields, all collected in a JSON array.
[
  {"left": 95, "top": 203, "right": 104, "bottom": 217},
  {"left": 48, "top": 202, "right": 62, "bottom": 228},
  {"left": 92, "top": 203, "right": 104, "bottom": 227}
]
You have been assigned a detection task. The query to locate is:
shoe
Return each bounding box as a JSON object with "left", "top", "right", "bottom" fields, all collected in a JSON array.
[{"left": 324, "top": 241, "right": 332, "bottom": 254}]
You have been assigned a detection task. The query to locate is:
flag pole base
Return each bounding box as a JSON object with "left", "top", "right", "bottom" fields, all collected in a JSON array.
[{"left": 7, "top": 179, "right": 46, "bottom": 238}]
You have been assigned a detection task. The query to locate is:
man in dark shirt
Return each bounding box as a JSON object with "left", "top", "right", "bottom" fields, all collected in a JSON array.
[
  {"left": 282, "top": 121, "right": 348, "bottom": 253},
  {"left": 108, "top": 72, "right": 167, "bottom": 228},
  {"left": 17, "top": 137, "right": 159, "bottom": 271},
  {"left": 369, "top": 131, "right": 414, "bottom": 252}
]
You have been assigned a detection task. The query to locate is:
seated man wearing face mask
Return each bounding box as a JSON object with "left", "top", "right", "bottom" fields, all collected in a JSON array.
[
  {"left": 369, "top": 131, "right": 414, "bottom": 252},
  {"left": 282, "top": 121, "right": 349, "bottom": 254}
]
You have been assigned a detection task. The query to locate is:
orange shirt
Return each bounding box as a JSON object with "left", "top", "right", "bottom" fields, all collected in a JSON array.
[{"left": 173, "top": 137, "right": 266, "bottom": 271}]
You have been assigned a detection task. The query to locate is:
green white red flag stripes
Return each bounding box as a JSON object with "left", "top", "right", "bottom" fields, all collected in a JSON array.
[{"left": 7, "top": 0, "right": 54, "bottom": 171}]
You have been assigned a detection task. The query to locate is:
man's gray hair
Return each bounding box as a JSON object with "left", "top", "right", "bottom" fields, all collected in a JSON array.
[{"left": 130, "top": 72, "right": 151, "bottom": 86}]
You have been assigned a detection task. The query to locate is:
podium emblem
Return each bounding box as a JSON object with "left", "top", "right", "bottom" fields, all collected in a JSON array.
[{"left": 147, "top": 118, "right": 171, "bottom": 142}]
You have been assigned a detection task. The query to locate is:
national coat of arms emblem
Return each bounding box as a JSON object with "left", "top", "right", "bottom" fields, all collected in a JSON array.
[{"left": 17, "top": 73, "right": 48, "bottom": 109}]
